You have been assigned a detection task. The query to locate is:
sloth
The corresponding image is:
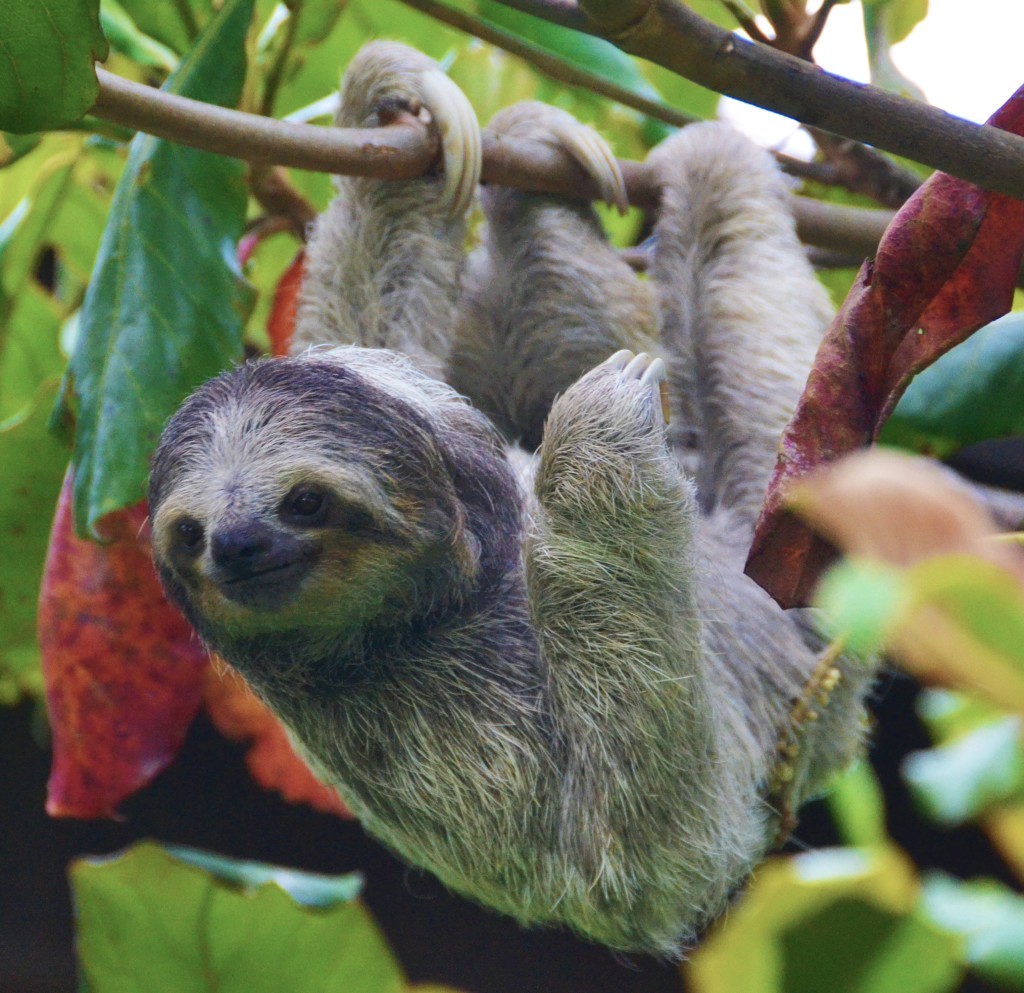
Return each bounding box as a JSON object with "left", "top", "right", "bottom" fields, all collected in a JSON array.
[{"left": 148, "top": 42, "right": 879, "bottom": 956}]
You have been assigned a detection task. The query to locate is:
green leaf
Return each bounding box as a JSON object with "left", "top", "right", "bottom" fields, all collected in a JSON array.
[
  {"left": 69, "top": 0, "right": 256, "bottom": 535},
  {"left": 862, "top": 0, "right": 929, "bottom": 46},
  {"left": 0, "top": 157, "right": 76, "bottom": 348},
  {"left": 910, "top": 557, "right": 1024, "bottom": 702},
  {"left": 72, "top": 842, "right": 406, "bottom": 993},
  {"left": 0, "top": 0, "right": 109, "bottom": 132},
  {"left": 0, "top": 381, "right": 68, "bottom": 702},
  {"left": 100, "top": 0, "right": 179, "bottom": 72},
  {"left": 1, "top": 131, "right": 42, "bottom": 168},
  {"left": 163, "top": 846, "right": 365, "bottom": 907},
  {"left": 902, "top": 717, "right": 1024, "bottom": 825},
  {"left": 916, "top": 688, "right": 1010, "bottom": 744},
  {"left": 882, "top": 312, "right": 1024, "bottom": 458},
  {"left": 116, "top": 0, "right": 207, "bottom": 53},
  {"left": 814, "top": 559, "right": 908, "bottom": 658},
  {"left": 0, "top": 280, "right": 63, "bottom": 429},
  {"left": 861, "top": 1, "right": 928, "bottom": 99},
  {"left": 688, "top": 846, "right": 963, "bottom": 993},
  {"left": 921, "top": 873, "right": 1024, "bottom": 990},
  {"left": 474, "top": 0, "right": 682, "bottom": 142},
  {"left": 825, "top": 761, "right": 889, "bottom": 847}
]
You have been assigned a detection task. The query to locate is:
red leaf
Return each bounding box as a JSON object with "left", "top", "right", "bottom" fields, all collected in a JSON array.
[
  {"left": 268, "top": 250, "right": 304, "bottom": 358},
  {"left": 39, "top": 472, "right": 208, "bottom": 818},
  {"left": 747, "top": 85, "right": 1024, "bottom": 607},
  {"left": 203, "top": 664, "right": 351, "bottom": 818}
]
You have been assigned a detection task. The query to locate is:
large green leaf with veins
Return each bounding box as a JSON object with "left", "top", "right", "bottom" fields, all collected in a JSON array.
[
  {"left": 883, "top": 312, "right": 1024, "bottom": 457},
  {"left": 72, "top": 842, "right": 405, "bottom": 993},
  {"left": 68, "top": 0, "right": 255, "bottom": 535},
  {"left": 0, "top": 0, "right": 108, "bottom": 132}
]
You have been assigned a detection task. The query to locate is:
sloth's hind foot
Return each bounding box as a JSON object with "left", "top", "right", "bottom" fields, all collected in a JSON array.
[
  {"left": 339, "top": 41, "right": 481, "bottom": 217},
  {"left": 487, "top": 102, "right": 628, "bottom": 215}
]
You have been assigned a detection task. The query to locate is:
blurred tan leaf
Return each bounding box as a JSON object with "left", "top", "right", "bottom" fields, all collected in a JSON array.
[
  {"left": 687, "top": 846, "right": 963, "bottom": 993},
  {"left": 790, "top": 449, "right": 1024, "bottom": 578}
]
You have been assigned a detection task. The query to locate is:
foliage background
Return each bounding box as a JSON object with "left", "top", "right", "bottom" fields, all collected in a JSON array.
[{"left": 2, "top": 0, "right": 1024, "bottom": 990}]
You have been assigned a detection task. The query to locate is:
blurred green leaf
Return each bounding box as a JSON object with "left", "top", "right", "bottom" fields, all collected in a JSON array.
[
  {"left": 474, "top": 0, "right": 678, "bottom": 142},
  {"left": 814, "top": 559, "right": 908, "bottom": 658},
  {"left": 0, "top": 155, "right": 74, "bottom": 427},
  {"left": 882, "top": 312, "right": 1024, "bottom": 458},
  {"left": 909, "top": 558, "right": 1024, "bottom": 705},
  {"left": 101, "top": 0, "right": 179, "bottom": 71},
  {"left": 72, "top": 842, "right": 406, "bottom": 993},
  {"left": 117, "top": 0, "right": 208, "bottom": 52},
  {"left": 0, "top": 284, "right": 63, "bottom": 435},
  {"left": 68, "top": 0, "right": 255, "bottom": 535},
  {"left": 0, "top": 381, "right": 68, "bottom": 703},
  {"left": 164, "top": 845, "right": 364, "bottom": 907},
  {"left": 291, "top": 1, "right": 349, "bottom": 48},
  {"left": 862, "top": 0, "right": 929, "bottom": 46},
  {"left": 0, "top": 132, "right": 42, "bottom": 169},
  {"left": 818, "top": 556, "right": 1024, "bottom": 712},
  {"left": 0, "top": 0, "right": 108, "bottom": 132},
  {"left": 921, "top": 873, "right": 1024, "bottom": 990},
  {"left": 903, "top": 717, "right": 1024, "bottom": 826},
  {"left": 916, "top": 688, "right": 1009, "bottom": 744},
  {"left": 688, "top": 846, "right": 963, "bottom": 993},
  {"left": 0, "top": 158, "right": 76, "bottom": 344},
  {"left": 826, "top": 761, "right": 889, "bottom": 847},
  {"left": 862, "top": 0, "right": 928, "bottom": 99}
]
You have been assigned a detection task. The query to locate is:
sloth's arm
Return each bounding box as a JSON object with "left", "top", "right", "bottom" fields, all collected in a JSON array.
[{"left": 292, "top": 41, "right": 480, "bottom": 378}]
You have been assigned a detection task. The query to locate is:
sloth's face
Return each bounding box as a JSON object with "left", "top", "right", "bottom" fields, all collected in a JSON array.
[{"left": 148, "top": 357, "right": 473, "bottom": 641}]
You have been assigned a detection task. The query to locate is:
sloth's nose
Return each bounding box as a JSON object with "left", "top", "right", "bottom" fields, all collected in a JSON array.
[{"left": 210, "top": 521, "right": 276, "bottom": 579}]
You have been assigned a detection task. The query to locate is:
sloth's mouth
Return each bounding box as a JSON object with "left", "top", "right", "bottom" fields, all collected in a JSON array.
[
  {"left": 222, "top": 560, "right": 299, "bottom": 584},
  {"left": 213, "top": 554, "right": 318, "bottom": 609}
]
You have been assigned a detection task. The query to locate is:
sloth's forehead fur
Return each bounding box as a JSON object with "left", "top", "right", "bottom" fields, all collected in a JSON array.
[{"left": 149, "top": 349, "right": 453, "bottom": 515}]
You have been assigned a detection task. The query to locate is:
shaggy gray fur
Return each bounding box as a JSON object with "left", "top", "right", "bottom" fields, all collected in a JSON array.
[{"left": 149, "top": 43, "right": 879, "bottom": 956}]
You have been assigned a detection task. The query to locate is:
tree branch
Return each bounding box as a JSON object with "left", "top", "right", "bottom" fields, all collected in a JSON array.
[
  {"left": 395, "top": 0, "right": 849, "bottom": 187},
  {"left": 91, "top": 66, "right": 440, "bottom": 177},
  {"left": 493, "top": 0, "right": 1024, "bottom": 202},
  {"left": 88, "top": 65, "right": 894, "bottom": 258}
]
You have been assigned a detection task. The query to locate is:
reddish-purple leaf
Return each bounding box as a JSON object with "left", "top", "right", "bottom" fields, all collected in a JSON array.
[
  {"left": 39, "top": 473, "right": 208, "bottom": 818},
  {"left": 203, "top": 666, "right": 352, "bottom": 818},
  {"left": 747, "top": 85, "right": 1024, "bottom": 607}
]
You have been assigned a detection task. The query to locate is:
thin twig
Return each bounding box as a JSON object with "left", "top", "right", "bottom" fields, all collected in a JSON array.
[
  {"left": 395, "top": 0, "right": 696, "bottom": 128},
  {"left": 494, "top": 0, "right": 1024, "bottom": 202},
  {"left": 396, "top": 0, "right": 840, "bottom": 185},
  {"left": 171, "top": 0, "right": 200, "bottom": 40},
  {"left": 259, "top": 0, "right": 302, "bottom": 118}
]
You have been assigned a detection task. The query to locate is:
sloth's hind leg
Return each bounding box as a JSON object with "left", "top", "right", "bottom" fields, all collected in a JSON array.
[
  {"left": 647, "top": 123, "right": 833, "bottom": 534},
  {"left": 450, "top": 102, "right": 656, "bottom": 449},
  {"left": 293, "top": 42, "right": 481, "bottom": 376}
]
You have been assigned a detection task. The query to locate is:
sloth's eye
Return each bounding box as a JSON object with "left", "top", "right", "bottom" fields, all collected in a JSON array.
[
  {"left": 281, "top": 487, "right": 329, "bottom": 527},
  {"left": 175, "top": 517, "right": 205, "bottom": 552}
]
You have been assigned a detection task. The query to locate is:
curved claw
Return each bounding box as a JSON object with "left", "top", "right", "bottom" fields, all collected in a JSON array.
[
  {"left": 600, "top": 350, "right": 670, "bottom": 425},
  {"left": 548, "top": 115, "right": 629, "bottom": 216},
  {"left": 415, "top": 66, "right": 482, "bottom": 219},
  {"left": 600, "top": 349, "right": 636, "bottom": 371}
]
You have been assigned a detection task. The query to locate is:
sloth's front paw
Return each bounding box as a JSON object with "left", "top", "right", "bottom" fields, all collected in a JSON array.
[
  {"left": 595, "top": 349, "right": 671, "bottom": 428},
  {"left": 487, "top": 102, "right": 628, "bottom": 215},
  {"left": 339, "top": 41, "right": 481, "bottom": 218}
]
